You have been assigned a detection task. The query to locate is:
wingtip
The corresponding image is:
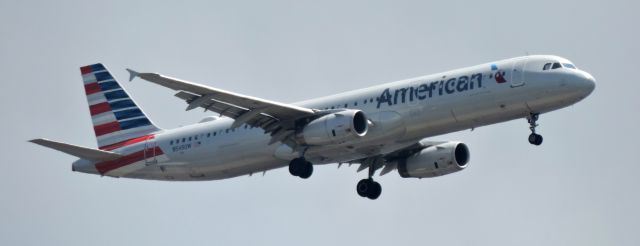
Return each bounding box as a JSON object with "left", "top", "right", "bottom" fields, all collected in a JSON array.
[
  {"left": 126, "top": 68, "right": 139, "bottom": 82},
  {"left": 28, "top": 138, "right": 43, "bottom": 143},
  {"left": 28, "top": 138, "right": 48, "bottom": 146}
]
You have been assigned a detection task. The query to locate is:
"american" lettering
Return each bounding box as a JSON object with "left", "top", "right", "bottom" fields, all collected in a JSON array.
[{"left": 376, "top": 73, "right": 483, "bottom": 109}]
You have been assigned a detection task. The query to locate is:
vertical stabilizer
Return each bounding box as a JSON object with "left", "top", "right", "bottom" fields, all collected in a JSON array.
[{"left": 80, "top": 63, "right": 162, "bottom": 150}]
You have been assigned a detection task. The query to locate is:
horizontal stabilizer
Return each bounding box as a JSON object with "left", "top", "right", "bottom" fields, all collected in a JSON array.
[{"left": 29, "top": 138, "right": 123, "bottom": 161}]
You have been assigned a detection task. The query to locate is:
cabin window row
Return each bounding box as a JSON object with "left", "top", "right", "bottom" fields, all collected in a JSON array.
[
  {"left": 168, "top": 124, "right": 257, "bottom": 145},
  {"left": 322, "top": 98, "right": 375, "bottom": 110}
]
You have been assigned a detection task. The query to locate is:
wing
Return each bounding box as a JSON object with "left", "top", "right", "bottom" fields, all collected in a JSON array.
[
  {"left": 349, "top": 139, "right": 447, "bottom": 176},
  {"left": 127, "top": 69, "right": 317, "bottom": 145}
]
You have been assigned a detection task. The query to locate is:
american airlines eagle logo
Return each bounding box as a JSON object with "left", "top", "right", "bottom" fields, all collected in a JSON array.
[
  {"left": 495, "top": 70, "right": 507, "bottom": 83},
  {"left": 491, "top": 64, "right": 507, "bottom": 83}
]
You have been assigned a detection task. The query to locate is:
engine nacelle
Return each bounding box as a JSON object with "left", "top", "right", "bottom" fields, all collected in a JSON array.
[
  {"left": 398, "top": 142, "right": 470, "bottom": 178},
  {"left": 296, "top": 110, "right": 368, "bottom": 145}
]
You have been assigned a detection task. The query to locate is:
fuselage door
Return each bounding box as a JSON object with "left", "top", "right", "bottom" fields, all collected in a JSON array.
[
  {"left": 144, "top": 139, "right": 158, "bottom": 165},
  {"left": 510, "top": 58, "right": 527, "bottom": 87}
]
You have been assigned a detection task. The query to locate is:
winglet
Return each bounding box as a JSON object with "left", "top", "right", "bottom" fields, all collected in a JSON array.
[{"left": 126, "top": 68, "right": 139, "bottom": 82}]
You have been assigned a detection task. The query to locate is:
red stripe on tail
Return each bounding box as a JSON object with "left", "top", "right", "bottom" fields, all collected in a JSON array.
[
  {"left": 84, "top": 83, "right": 101, "bottom": 95},
  {"left": 89, "top": 102, "right": 111, "bottom": 116},
  {"left": 94, "top": 121, "right": 121, "bottom": 136},
  {"left": 80, "top": 66, "right": 93, "bottom": 75}
]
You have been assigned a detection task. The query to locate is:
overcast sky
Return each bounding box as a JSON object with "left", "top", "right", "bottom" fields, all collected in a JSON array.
[{"left": 1, "top": 0, "right": 638, "bottom": 245}]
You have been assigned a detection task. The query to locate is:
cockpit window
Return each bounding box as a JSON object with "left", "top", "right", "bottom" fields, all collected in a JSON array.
[
  {"left": 563, "top": 63, "right": 577, "bottom": 69},
  {"left": 551, "top": 62, "right": 562, "bottom": 69},
  {"left": 543, "top": 63, "right": 551, "bottom": 70}
]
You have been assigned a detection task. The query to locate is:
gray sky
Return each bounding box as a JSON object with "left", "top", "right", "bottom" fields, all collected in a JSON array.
[{"left": 1, "top": 0, "right": 638, "bottom": 245}]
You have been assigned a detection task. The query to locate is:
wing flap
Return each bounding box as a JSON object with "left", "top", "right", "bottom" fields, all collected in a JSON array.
[{"left": 350, "top": 140, "right": 447, "bottom": 176}]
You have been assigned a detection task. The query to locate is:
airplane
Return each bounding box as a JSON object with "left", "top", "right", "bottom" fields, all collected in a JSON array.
[{"left": 30, "top": 55, "right": 595, "bottom": 200}]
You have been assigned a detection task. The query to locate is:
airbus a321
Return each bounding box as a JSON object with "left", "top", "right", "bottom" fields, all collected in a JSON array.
[{"left": 31, "top": 55, "right": 595, "bottom": 200}]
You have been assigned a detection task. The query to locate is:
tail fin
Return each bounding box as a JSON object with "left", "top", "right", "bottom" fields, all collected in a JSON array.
[{"left": 80, "top": 63, "right": 161, "bottom": 150}]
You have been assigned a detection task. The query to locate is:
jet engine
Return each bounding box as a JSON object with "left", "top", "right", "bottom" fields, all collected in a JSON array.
[
  {"left": 397, "top": 141, "right": 470, "bottom": 178},
  {"left": 296, "top": 110, "right": 368, "bottom": 145}
]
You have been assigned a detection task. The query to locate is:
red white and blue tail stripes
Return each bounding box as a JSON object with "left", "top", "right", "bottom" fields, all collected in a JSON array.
[{"left": 81, "top": 63, "right": 161, "bottom": 150}]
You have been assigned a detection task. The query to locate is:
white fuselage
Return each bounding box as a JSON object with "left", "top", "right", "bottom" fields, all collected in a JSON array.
[{"left": 73, "top": 55, "right": 595, "bottom": 180}]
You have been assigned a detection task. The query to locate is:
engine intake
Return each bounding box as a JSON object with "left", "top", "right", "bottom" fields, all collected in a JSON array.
[
  {"left": 296, "top": 110, "right": 368, "bottom": 145},
  {"left": 398, "top": 141, "right": 470, "bottom": 178}
]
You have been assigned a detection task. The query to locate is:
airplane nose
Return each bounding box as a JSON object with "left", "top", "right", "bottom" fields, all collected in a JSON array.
[{"left": 580, "top": 71, "right": 596, "bottom": 96}]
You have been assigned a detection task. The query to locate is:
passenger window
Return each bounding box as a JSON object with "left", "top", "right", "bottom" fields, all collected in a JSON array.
[
  {"left": 194, "top": 136, "right": 198, "bottom": 140},
  {"left": 363, "top": 99, "right": 367, "bottom": 104},
  {"left": 330, "top": 106, "right": 334, "bottom": 109},
  {"left": 170, "top": 140, "right": 173, "bottom": 145},
  {"left": 207, "top": 133, "right": 210, "bottom": 137},
  {"left": 543, "top": 63, "right": 551, "bottom": 70},
  {"left": 213, "top": 132, "right": 217, "bottom": 136},
  {"left": 354, "top": 102, "right": 358, "bottom": 106},
  {"left": 552, "top": 62, "right": 562, "bottom": 69},
  {"left": 369, "top": 98, "right": 373, "bottom": 103},
  {"left": 182, "top": 138, "right": 186, "bottom": 143},
  {"left": 225, "top": 129, "right": 229, "bottom": 133},
  {"left": 188, "top": 137, "right": 192, "bottom": 141}
]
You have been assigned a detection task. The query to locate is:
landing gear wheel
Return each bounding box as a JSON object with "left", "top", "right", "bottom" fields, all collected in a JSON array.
[
  {"left": 526, "top": 113, "right": 543, "bottom": 146},
  {"left": 367, "top": 182, "right": 382, "bottom": 200},
  {"left": 356, "top": 179, "right": 382, "bottom": 200},
  {"left": 528, "top": 133, "right": 543, "bottom": 146},
  {"left": 356, "top": 179, "right": 370, "bottom": 197},
  {"left": 527, "top": 133, "right": 543, "bottom": 146},
  {"left": 288, "top": 158, "right": 313, "bottom": 179},
  {"left": 298, "top": 161, "right": 313, "bottom": 179}
]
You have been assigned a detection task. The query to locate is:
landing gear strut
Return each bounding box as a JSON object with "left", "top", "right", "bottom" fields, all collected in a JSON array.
[
  {"left": 289, "top": 157, "right": 313, "bottom": 179},
  {"left": 527, "top": 113, "right": 543, "bottom": 146},
  {"left": 356, "top": 165, "right": 382, "bottom": 200}
]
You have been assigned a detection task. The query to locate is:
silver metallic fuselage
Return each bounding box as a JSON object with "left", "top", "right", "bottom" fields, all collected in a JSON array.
[{"left": 73, "top": 55, "right": 595, "bottom": 180}]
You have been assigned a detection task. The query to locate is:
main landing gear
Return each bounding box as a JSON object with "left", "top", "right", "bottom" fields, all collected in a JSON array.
[
  {"left": 289, "top": 157, "right": 313, "bottom": 179},
  {"left": 289, "top": 156, "right": 382, "bottom": 200},
  {"left": 527, "top": 113, "right": 543, "bottom": 146},
  {"left": 356, "top": 165, "right": 382, "bottom": 200}
]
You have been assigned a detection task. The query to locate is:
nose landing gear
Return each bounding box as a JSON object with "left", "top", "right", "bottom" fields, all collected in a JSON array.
[{"left": 527, "top": 113, "right": 543, "bottom": 146}]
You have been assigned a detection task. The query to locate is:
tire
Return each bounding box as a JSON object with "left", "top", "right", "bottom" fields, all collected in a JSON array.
[
  {"left": 528, "top": 133, "right": 538, "bottom": 145},
  {"left": 288, "top": 159, "right": 301, "bottom": 176},
  {"left": 367, "top": 181, "right": 382, "bottom": 200},
  {"left": 298, "top": 161, "right": 313, "bottom": 179},
  {"left": 356, "top": 179, "right": 370, "bottom": 197},
  {"left": 534, "top": 134, "right": 543, "bottom": 146}
]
